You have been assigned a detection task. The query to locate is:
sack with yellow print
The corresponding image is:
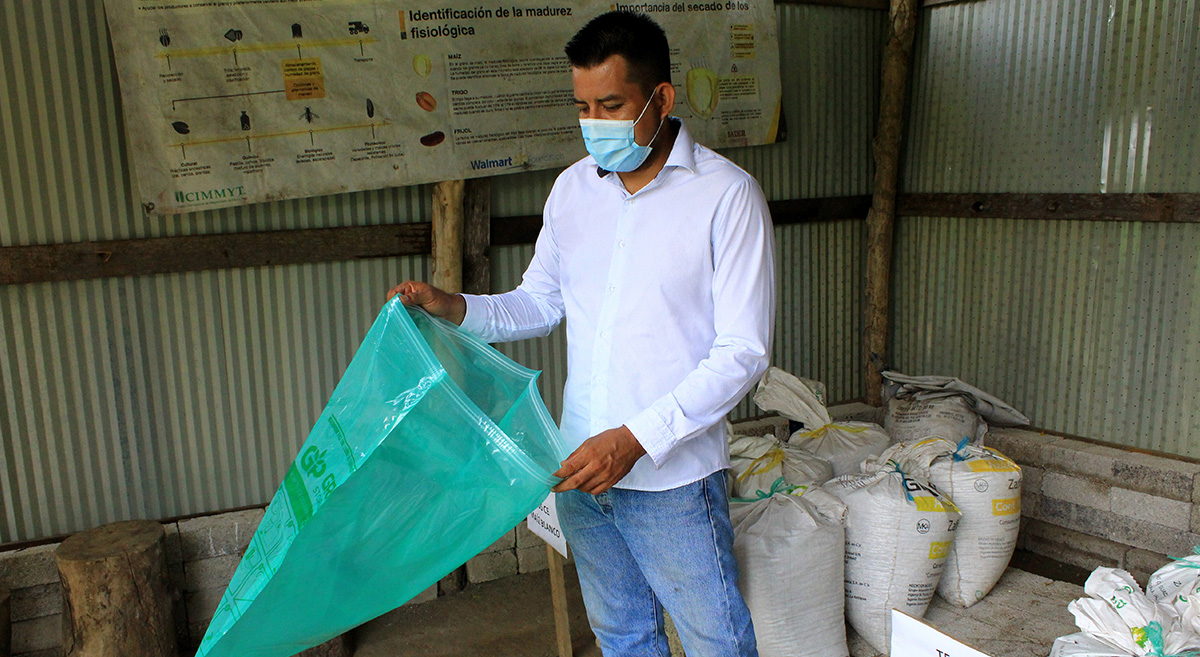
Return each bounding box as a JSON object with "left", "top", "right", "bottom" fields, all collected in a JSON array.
[
  {"left": 195, "top": 301, "right": 568, "bottom": 657},
  {"left": 728, "top": 429, "right": 834, "bottom": 498},
  {"left": 753, "top": 367, "right": 890, "bottom": 476},
  {"left": 869, "top": 437, "right": 1023, "bottom": 607},
  {"left": 822, "top": 462, "right": 960, "bottom": 654}
]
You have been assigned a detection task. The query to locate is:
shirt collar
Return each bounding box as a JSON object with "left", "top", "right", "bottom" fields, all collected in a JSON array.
[{"left": 595, "top": 117, "right": 697, "bottom": 178}]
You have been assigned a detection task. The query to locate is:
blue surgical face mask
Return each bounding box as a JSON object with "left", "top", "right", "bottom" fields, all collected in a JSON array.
[{"left": 579, "top": 93, "right": 666, "bottom": 172}]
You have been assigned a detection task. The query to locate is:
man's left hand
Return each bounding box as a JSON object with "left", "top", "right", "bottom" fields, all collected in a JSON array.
[{"left": 552, "top": 426, "right": 646, "bottom": 495}]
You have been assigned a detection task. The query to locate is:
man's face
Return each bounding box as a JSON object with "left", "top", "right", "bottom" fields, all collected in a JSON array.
[{"left": 572, "top": 54, "right": 665, "bottom": 149}]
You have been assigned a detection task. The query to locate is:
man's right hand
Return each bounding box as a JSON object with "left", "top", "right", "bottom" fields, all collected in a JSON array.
[{"left": 385, "top": 281, "right": 468, "bottom": 326}]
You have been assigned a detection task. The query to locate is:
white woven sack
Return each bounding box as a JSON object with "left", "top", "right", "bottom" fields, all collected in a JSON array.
[
  {"left": 729, "top": 434, "right": 834, "bottom": 498},
  {"left": 1147, "top": 551, "right": 1200, "bottom": 617},
  {"left": 872, "top": 438, "right": 1022, "bottom": 607},
  {"left": 885, "top": 395, "right": 985, "bottom": 444},
  {"left": 753, "top": 367, "right": 890, "bottom": 476},
  {"left": 731, "top": 487, "right": 848, "bottom": 657},
  {"left": 822, "top": 466, "right": 960, "bottom": 654}
]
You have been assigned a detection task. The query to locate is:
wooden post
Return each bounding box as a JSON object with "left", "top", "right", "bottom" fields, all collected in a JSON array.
[
  {"left": 1, "top": 587, "right": 10, "bottom": 657},
  {"left": 864, "top": 0, "right": 919, "bottom": 406},
  {"left": 547, "top": 545, "right": 573, "bottom": 657},
  {"left": 432, "top": 180, "right": 466, "bottom": 294},
  {"left": 55, "top": 521, "right": 178, "bottom": 657},
  {"left": 463, "top": 178, "right": 491, "bottom": 296}
]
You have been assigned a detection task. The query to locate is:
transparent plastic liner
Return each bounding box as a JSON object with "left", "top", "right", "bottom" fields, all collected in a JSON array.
[{"left": 196, "top": 300, "right": 568, "bottom": 657}]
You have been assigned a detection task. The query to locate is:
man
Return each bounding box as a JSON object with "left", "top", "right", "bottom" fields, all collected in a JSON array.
[{"left": 388, "top": 11, "right": 774, "bottom": 656}]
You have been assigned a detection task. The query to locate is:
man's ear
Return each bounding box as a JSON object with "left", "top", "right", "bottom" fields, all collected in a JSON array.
[{"left": 655, "top": 81, "right": 676, "bottom": 118}]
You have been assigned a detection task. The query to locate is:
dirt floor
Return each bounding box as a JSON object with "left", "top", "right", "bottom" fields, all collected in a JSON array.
[{"left": 353, "top": 565, "right": 601, "bottom": 657}]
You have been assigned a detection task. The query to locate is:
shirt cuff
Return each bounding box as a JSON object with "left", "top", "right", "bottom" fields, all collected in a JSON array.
[
  {"left": 624, "top": 407, "right": 676, "bottom": 468},
  {"left": 459, "top": 293, "right": 488, "bottom": 336}
]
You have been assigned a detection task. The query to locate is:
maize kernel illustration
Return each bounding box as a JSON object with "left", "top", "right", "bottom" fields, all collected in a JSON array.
[
  {"left": 685, "top": 67, "right": 719, "bottom": 119},
  {"left": 413, "top": 54, "right": 432, "bottom": 77}
]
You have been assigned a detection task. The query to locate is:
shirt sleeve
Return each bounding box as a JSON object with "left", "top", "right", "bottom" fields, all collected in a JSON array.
[
  {"left": 460, "top": 196, "right": 567, "bottom": 343},
  {"left": 623, "top": 177, "right": 776, "bottom": 466}
]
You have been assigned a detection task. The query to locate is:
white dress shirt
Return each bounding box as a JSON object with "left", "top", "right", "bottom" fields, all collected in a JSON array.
[{"left": 461, "top": 119, "right": 775, "bottom": 491}]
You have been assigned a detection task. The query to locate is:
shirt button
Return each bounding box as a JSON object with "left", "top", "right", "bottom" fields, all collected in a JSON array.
[
  {"left": 601, "top": 330, "right": 610, "bottom": 338},
  {"left": 618, "top": 240, "right": 626, "bottom": 248},
  {"left": 608, "top": 285, "right": 616, "bottom": 294}
]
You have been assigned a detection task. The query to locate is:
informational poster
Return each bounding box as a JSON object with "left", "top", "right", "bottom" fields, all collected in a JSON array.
[{"left": 102, "top": 0, "right": 782, "bottom": 214}]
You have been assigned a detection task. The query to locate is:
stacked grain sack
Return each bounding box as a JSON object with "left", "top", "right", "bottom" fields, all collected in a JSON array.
[
  {"left": 867, "top": 438, "right": 1022, "bottom": 607},
  {"left": 754, "top": 367, "right": 890, "bottom": 476},
  {"left": 731, "top": 485, "right": 848, "bottom": 657},
  {"left": 1051, "top": 564, "right": 1200, "bottom": 656},
  {"left": 727, "top": 423, "right": 834, "bottom": 498},
  {"left": 881, "top": 371, "right": 1030, "bottom": 444},
  {"left": 823, "top": 460, "right": 960, "bottom": 654}
]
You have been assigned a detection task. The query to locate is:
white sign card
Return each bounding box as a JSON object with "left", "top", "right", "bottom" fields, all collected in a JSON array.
[
  {"left": 527, "top": 492, "right": 568, "bottom": 558},
  {"left": 890, "top": 609, "right": 994, "bottom": 657}
]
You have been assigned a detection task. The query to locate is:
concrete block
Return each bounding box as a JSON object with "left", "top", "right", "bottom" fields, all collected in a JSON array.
[
  {"left": 517, "top": 545, "right": 549, "bottom": 574},
  {"left": 1038, "top": 497, "right": 1200, "bottom": 557},
  {"left": 0, "top": 545, "right": 59, "bottom": 590},
  {"left": 177, "top": 508, "right": 264, "bottom": 561},
  {"left": 1193, "top": 504, "right": 1200, "bottom": 534},
  {"left": 438, "top": 566, "right": 466, "bottom": 596},
  {"left": 730, "top": 416, "right": 786, "bottom": 437},
  {"left": 480, "top": 529, "right": 515, "bottom": 554},
  {"left": 1124, "top": 548, "right": 1171, "bottom": 588},
  {"left": 11, "top": 614, "right": 58, "bottom": 654},
  {"left": 515, "top": 521, "right": 541, "bottom": 549},
  {"left": 465, "top": 550, "right": 517, "bottom": 583},
  {"left": 1022, "top": 518, "right": 1128, "bottom": 569},
  {"left": 185, "top": 554, "right": 241, "bottom": 592},
  {"left": 185, "top": 586, "right": 225, "bottom": 625},
  {"left": 404, "top": 584, "right": 437, "bottom": 606},
  {"left": 985, "top": 428, "right": 1060, "bottom": 466},
  {"left": 10, "top": 583, "right": 60, "bottom": 622},
  {"left": 1110, "top": 488, "right": 1191, "bottom": 530},
  {"left": 1041, "top": 472, "right": 1110, "bottom": 511},
  {"left": 1022, "top": 465, "right": 1044, "bottom": 495},
  {"left": 1021, "top": 491, "right": 1043, "bottom": 522},
  {"left": 1041, "top": 441, "right": 1118, "bottom": 486},
  {"left": 1106, "top": 448, "right": 1200, "bottom": 502}
]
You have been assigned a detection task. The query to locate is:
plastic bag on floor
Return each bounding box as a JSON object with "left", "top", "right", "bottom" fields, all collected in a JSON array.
[
  {"left": 1050, "top": 632, "right": 1139, "bottom": 657},
  {"left": 1068, "top": 567, "right": 1197, "bottom": 657},
  {"left": 868, "top": 438, "right": 1022, "bottom": 607},
  {"left": 196, "top": 301, "right": 568, "bottom": 657},
  {"left": 754, "top": 367, "right": 890, "bottom": 476},
  {"left": 728, "top": 430, "right": 833, "bottom": 498},
  {"left": 1147, "top": 548, "right": 1200, "bottom": 617},
  {"left": 822, "top": 462, "right": 960, "bottom": 654},
  {"left": 731, "top": 483, "right": 848, "bottom": 657}
]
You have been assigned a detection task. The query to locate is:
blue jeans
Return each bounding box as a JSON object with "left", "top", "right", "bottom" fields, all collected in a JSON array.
[{"left": 556, "top": 470, "right": 757, "bottom": 657}]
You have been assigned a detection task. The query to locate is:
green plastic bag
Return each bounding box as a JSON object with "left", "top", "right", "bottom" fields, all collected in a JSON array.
[{"left": 196, "top": 300, "right": 568, "bottom": 657}]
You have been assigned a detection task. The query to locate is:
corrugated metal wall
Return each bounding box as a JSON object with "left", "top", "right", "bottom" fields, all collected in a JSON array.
[
  {"left": 0, "top": 2, "right": 882, "bottom": 542},
  {"left": 893, "top": 0, "right": 1200, "bottom": 456}
]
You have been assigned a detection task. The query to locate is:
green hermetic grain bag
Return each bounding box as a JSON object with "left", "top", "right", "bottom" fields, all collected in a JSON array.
[{"left": 196, "top": 300, "right": 568, "bottom": 657}]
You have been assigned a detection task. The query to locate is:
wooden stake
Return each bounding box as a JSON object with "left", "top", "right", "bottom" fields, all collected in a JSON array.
[
  {"left": 463, "top": 178, "right": 491, "bottom": 296},
  {"left": 432, "top": 180, "right": 465, "bottom": 294},
  {"left": 864, "top": 0, "right": 919, "bottom": 406},
  {"left": 547, "top": 544, "right": 573, "bottom": 657},
  {"left": 55, "top": 521, "right": 178, "bottom": 657}
]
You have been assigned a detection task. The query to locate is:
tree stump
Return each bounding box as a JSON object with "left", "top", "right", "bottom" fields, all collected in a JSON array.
[
  {"left": 1, "top": 586, "right": 11, "bottom": 657},
  {"left": 55, "top": 521, "right": 178, "bottom": 657}
]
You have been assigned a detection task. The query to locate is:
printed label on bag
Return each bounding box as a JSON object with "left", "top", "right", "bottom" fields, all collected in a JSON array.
[
  {"left": 968, "top": 459, "right": 1020, "bottom": 473},
  {"left": 992, "top": 497, "right": 1020, "bottom": 516},
  {"left": 929, "top": 541, "right": 952, "bottom": 560}
]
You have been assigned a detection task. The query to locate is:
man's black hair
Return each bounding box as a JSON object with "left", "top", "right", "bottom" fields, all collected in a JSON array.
[{"left": 565, "top": 11, "right": 671, "bottom": 97}]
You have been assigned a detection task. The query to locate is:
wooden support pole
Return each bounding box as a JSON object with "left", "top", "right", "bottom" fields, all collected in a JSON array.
[
  {"left": 463, "top": 178, "right": 492, "bottom": 295},
  {"left": 432, "top": 180, "right": 466, "bottom": 294},
  {"left": 864, "top": 0, "right": 919, "bottom": 406},
  {"left": 55, "top": 521, "right": 178, "bottom": 657},
  {"left": 547, "top": 545, "right": 573, "bottom": 657}
]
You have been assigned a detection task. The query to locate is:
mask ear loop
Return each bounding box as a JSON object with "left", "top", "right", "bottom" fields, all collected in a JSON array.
[{"left": 634, "top": 85, "right": 668, "bottom": 148}]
